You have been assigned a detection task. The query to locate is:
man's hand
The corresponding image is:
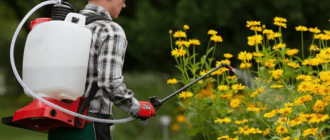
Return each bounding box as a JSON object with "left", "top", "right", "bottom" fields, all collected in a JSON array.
[{"left": 137, "top": 101, "right": 156, "bottom": 120}]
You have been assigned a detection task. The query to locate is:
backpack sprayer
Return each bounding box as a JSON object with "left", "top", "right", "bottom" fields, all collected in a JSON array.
[{"left": 2, "top": 0, "right": 233, "bottom": 133}]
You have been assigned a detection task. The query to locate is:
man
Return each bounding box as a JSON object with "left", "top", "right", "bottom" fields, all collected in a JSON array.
[
  {"left": 48, "top": 0, "right": 156, "bottom": 140},
  {"left": 81, "top": 0, "right": 156, "bottom": 139},
  {"left": 51, "top": 0, "right": 155, "bottom": 140}
]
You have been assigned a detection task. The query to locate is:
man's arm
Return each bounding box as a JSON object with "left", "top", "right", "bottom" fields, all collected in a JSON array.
[{"left": 97, "top": 28, "right": 140, "bottom": 117}]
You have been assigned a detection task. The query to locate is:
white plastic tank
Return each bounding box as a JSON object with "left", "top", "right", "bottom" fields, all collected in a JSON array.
[{"left": 22, "top": 13, "right": 92, "bottom": 101}]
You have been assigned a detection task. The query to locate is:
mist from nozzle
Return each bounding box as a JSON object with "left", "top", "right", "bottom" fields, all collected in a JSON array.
[{"left": 231, "top": 68, "right": 255, "bottom": 87}]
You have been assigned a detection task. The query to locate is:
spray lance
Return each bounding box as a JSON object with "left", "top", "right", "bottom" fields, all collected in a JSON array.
[{"left": 149, "top": 63, "right": 233, "bottom": 110}]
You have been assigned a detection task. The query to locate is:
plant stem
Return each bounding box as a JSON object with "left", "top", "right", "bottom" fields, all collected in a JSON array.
[
  {"left": 301, "top": 31, "right": 305, "bottom": 60},
  {"left": 194, "top": 45, "right": 196, "bottom": 79}
]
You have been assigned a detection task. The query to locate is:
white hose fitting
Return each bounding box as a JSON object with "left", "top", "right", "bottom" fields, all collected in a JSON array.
[
  {"left": 55, "top": 0, "right": 62, "bottom": 4},
  {"left": 10, "top": 1, "right": 134, "bottom": 124}
]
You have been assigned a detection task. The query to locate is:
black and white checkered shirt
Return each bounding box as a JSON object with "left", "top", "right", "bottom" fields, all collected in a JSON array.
[{"left": 80, "top": 4, "right": 140, "bottom": 117}]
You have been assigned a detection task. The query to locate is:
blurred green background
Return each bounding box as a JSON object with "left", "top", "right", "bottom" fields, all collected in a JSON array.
[{"left": 1, "top": 0, "right": 330, "bottom": 139}]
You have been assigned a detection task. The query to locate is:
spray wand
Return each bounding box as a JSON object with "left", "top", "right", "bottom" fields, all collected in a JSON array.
[{"left": 150, "top": 63, "right": 232, "bottom": 110}]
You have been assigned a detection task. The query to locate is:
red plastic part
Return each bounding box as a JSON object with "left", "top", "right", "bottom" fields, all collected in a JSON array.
[
  {"left": 229, "top": 66, "right": 233, "bottom": 71},
  {"left": 12, "top": 97, "right": 89, "bottom": 132},
  {"left": 29, "top": 18, "right": 51, "bottom": 30}
]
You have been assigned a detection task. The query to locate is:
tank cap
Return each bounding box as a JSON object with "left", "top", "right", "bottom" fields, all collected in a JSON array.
[{"left": 30, "top": 18, "right": 52, "bottom": 30}]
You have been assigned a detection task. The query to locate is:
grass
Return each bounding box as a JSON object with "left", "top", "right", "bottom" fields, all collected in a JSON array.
[{"left": 0, "top": 72, "right": 192, "bottom": 140}]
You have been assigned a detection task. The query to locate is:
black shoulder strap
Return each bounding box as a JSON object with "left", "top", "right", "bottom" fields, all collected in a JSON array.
[{"left": 85, "top": 14, "right": 112, "bottom": 25}]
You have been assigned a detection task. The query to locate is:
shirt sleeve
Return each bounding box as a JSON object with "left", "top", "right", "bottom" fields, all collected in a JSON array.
[{"left": 97, "top": 28, "right": 140, "bottom": 117}]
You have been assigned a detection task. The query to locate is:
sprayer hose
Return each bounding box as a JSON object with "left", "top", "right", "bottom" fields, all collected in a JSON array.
[{"left": 10, "top": 0, "right": 134, "bottom": 124}]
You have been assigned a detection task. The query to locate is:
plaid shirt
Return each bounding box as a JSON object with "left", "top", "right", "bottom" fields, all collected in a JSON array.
[{"left": 80, "top": 4, "right": 140, "bottom": 117}]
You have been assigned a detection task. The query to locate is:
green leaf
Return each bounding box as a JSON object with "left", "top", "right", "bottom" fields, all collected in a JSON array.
[
  {"left": 186, "top": 127, "right": 202, "bottom": 136},
  {"left": 183, "top": 57, "right": 189, "bottom": 66},
  {"left": 175, "top": 65, "right": 183, "bottom": 73},
  {"left": 206, "top": 47, "right": 214, "bottom": 56},
  {"left": 189, "top": 53, "right": 198, "bottom": 60},
  {"left": 270, "top": 136, "right": 282, "bottom": 140},
  {"left": 201, "top": 55, "right": 206, "bottom": 65},
  {"left": 318, "top": 125, "right": 330, "bottom": 134},
  {"left": 291, "top": 128, "right": 301, "bottom": 138},
  {"left": 177, "top": 101, "right": 185, "bottom": 107},
  {"left": 293, "top": 56, "right": 303, "bottom": 62}
]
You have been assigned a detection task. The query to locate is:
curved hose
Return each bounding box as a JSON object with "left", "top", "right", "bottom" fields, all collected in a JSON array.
[{"left": 10, "top": 0, "right": 134, "bottom": 124}]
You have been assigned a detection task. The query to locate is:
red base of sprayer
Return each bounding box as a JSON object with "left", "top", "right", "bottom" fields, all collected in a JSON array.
[{"left": 2, "top": 97, "right": 89, "bottom": 133}]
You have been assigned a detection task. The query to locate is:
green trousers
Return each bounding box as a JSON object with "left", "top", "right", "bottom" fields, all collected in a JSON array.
[{"left": 48, "top": 113, "right": 112, "bottom": 140}]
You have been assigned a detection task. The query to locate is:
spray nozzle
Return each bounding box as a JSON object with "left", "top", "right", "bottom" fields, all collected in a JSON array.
[{"left": 218, "top": 63, "right": 233, "bottom": 71}]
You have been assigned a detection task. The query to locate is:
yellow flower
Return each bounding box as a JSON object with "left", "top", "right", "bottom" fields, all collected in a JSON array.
[
  {"left": 211, "top": 35, "right": 223, "bottom": 42},
  {"left": 264, "top": 110, "right": 277, "bottom": 118},
  {"left": 175, "top": 40, "right": 185, "bottom": 47},
  {"left": 239, "top": 126, "right": 251, "bottom": 135},
  {"left": 218, "top": 85, "right": 229, "bottom": 91},
  {"left": 309, "top": 114, "right": 329, "bottom": 124},
  {"left": 249, "top": 127, "right": 262, "bottom": 134},
  {"left": 216, "top": 60, "right": 231, "bottom": 66},
  {"left": 319, "top": 71, "right": 330, "bottom": 81},
  {"left": 264, "top": 59, "right": 277, "bottom": 68},
  {"left": 169, "top": 30, "right": 173, "bottom": 34},
  {"left": 253, "top": 52, "right": 264, "bottom": 57},
  {"left": 171, "top": 47, "right": 186, "bottom": 57},
  {"left": 270, "top": 69, "right": 283, "bottom": 79},
  {"left": 302, "top": 128, "right": 318, "bottom": 137},
  {"left": 224, "top": 53, "right": 233, "bottom": 59},
  {"left": 234, "top": 119, "right": 248, "bottom": 125},
  {"left": 238, "top": 51, "right": 253, "bottom": 62},
  {"left": 281, "top": 136, "right": 291, "bottom": 140},
  {"left": 288, "top": 116, "right": 307, "bottom": 127},
  {"left": 227, "top": 75, "right": 237, "bottom": 80},
  {"left": 167, "top": 78, "right": 178, "bottom": 84},
  {"left": 230, "top": 99, "right": 241, "bottom": 108},
  {"left": 263, "top": 29, "right": 274, "bottom": 34},
  {"left": 250, "top": 26, "right": 262, "bottom": 32},
  {"left": 273, "top": 43, "right": 286, "bottom": 50},
  {"left": 313, "top": 100, "right": 328, "bottom": 113},
  {"left": 294, "top": 94, "right": 313, "bottom": 105},
  {"left": 309, "top": 27, "right": 321, "bottom": 34},
  {"left": 317, "top": 47, "right": 330, "bottom": 60},
  {"left": 239, "top": 62, "right": 252, "bottom": 69},
  {"left": 274, "top": 17, "right": 287, "bottom": 23},
  {"left": 199, "top": 70, "right": 208, "bottom": 76},
  {"left": 267, "top": 32, "right": 282, "bottom": 40},
  {"left": 287, "top": 62, "right": 300, "bottom": 68},
  {"left": 232, "top": 83, "right": 246, "bottom": 91},
  {"left": 286, "top": 48, "right": 299, "bottom": 56},
  {"left": 189, "top": 39, "right": 201, "bottom": 45},
  {"left": 250, "top": 87, "right": 264, "bottom": 97},
  {"left": 208, "top": 30, "right": 218, "bottom": 36},
  {"left": 279, "top": 107, "right": 292, "bottom": 116},
  {"left": 274, "top": 21, "right": 287, "bottom": 28},
  {"left": 276, "top": 124, "right": 288, "bottom": 135},
  {"left": 263, "top": 128, "right": 270, "bottom": 136},
  {"left": 176, "top": 115, "right": 186, "bottom": 123},
  {"left": 215, "top": 118, "right": 231, "bottom": 124},
  {"left": 183, "top": 25, "right": 189, "bottom": 30},
  {"left": 271, "top": 84, "right": 283, "bottom": 88},
  {"left": 284, "top": 102, "right": 294, "bottom": 107},
  {"left": 178, "top": 91, "right": 193, "bottom": 99},
  {"left": 295, "top": 25, "right": 308, "bottom": 31},
  {"left": 171, "top": 123, "right": 179, "bottom": 131},
  {"left": 309, "top": 44, "right": 319, "bottom": 51},
  {"left": 297, "top": 81, "right": 314, "bottom": 93},
  {"left": 173, "top": 30, "right": 187, "bottom": 38},
  {"left": 324, "top": 30, "right": 330, "bottom": 35},
  {"left": 217, "top": 135, "right": 229, "bottom": 140},
  {"left": 247, "top": 34, "right": 263, "bottom": 46},
  {"left": 246, "top": 21, "right": 261, "bottom": 28}
]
